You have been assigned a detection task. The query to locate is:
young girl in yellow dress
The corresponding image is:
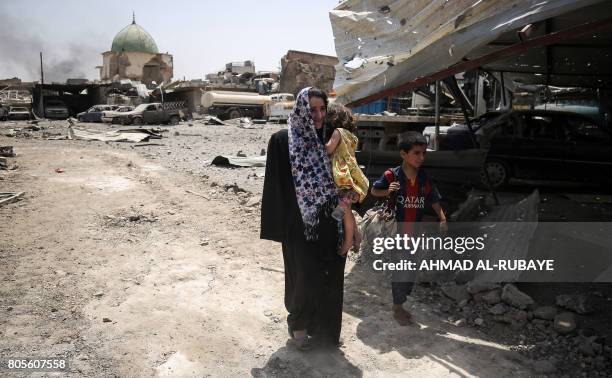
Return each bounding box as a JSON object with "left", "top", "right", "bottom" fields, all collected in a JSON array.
[{"left": 325, "top": 104, "right": 369, "bottom": 256}]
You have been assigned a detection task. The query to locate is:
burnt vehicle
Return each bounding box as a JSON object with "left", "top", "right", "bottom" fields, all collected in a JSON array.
[
  {"left": 114, "top": 102, "right": 186, "bottom": 125},
  {"left": 44, "top": 100, "right": 70, "bottom": 119},
  {"left": 355, "top": 116, "right": 487, "bottom": 188},
  {"left": 430, "top": 110, "right": 612, "bottom": 189},
  {"left": 7, "top": 106, "right": 32, "bottom": 120},
  {"left": 77, "top": 105, "right": 119, "bottom": 123},
  {"left": 100, "top": 106, "right": 134, "bottom": 124},
  {"left": 423, "top": 111, "right": 502, "bottom": 150}
]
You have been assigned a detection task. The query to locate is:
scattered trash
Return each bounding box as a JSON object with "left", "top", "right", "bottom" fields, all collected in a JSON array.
[
  {"left": 225, "top": 117, "right": 263, "bottom": 129},
  {"left": 0, "top": 192, "right": 24, "bottom": 206},
  {"left": 223, "top": 183, "right": 247, "bottom": 194},
  {"left": 104, "top": 212, "right": 158, "bottom": 226},
  {"left": 211, "top": 155, "right": 266, "bottom": 168},
  {"left": 202, "top": 115, "right": 227, "bottom": 125},
  {"left": 0, "top": 146, "right": 15, "bottom": 157},
  {"left": 134, "top": 143, "right": 165, "bottom": 147},
  {"left": 185, "top": 189, "right": 210, "bottom": 200},
  {"left": 69, "top": 126, "right": 162, "bottom": 143}
]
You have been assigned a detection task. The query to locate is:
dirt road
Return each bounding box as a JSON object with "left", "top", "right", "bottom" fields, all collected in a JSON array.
[{"left": 0, "top": 127, "right": 534, "bottom": 377}]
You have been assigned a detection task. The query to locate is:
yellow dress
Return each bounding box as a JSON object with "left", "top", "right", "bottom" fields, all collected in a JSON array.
[{"left": 331, "top": 128, "right": 369, "bottom": 203}]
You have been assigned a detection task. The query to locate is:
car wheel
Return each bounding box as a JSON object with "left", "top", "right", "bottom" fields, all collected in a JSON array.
[
  {"left": 121, "top": 117, "right": 132, "bottom": 126},
  {"left": 481, "top": 159, "right": 511, "bottom": 189},
  {"left": 132, "top": 117, "right": 143, "bottom": 126},
  {"left": 169, "top": 115, "right": 179, "bottom": 125},
  {"left": 227, "top": 108, "right": 242, "bottom": 120}
]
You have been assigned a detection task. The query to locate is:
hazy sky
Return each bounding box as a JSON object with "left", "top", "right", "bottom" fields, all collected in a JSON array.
[{"left": 0, "top": 0, "right": 339, "bottom": 83}]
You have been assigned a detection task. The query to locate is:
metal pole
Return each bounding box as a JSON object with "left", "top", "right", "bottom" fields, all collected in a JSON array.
[
  {"left": 40, "top": 52, "right": 44, "bottom": 84},
  {"left": 39, "top": 52, "right": 45, "bottom": 118},
  {"left": 500, "top": 71, "right": 507, "bottom": 108},
  {"left": 434, "top": 80, "right": 440, "bottom": 149}
]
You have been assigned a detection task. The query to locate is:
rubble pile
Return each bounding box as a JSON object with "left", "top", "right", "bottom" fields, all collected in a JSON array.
[{"left": 423, "top": 281, "right": 612, "bottom": 375}]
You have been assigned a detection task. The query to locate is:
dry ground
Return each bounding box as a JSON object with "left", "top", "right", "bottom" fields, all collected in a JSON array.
[{"left": 0, "top": 120, "right": 535, "bottom": 377}]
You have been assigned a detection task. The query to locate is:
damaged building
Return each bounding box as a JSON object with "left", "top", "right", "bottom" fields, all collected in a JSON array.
[
  {"left": 279, "top": 50, "right": 338, "bottom": 96},
  {"left": 98, "top": 15, "right": 173, "bottom": 87}
]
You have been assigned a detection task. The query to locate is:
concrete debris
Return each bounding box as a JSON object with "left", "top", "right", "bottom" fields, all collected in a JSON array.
[
  {"left": 243, "top": 196, "right": 261, "bottom": 207},
  {"left": 533, "top": 306, "right": 557, "bottom": 321},
  {"left": 0, "top": 146, "right": 15, "bottom": 157},
  {"left": 481, "top": 290, "right": 502, "bottom": 305},
  {"left": 554, "top": 312, "right": 577, "bottom": 334},
  {"left": 532, "top": 359, "right": 557, "bottom": 374},
  {"left": 556, "top": 294, "right": 594, "bottom": 314},
  {"left": 578, "top": 340, "right": 597, "bottom": 357},
  {"left": 440, "top": 282, "right": 470, "bottom": 303},
  {"left": 501, "top": 284, "right": 535, "bottom": 310},
  {"left": 466, "top": 281, "right": 500, "bottom": 294},
  {"left": 488, "top": 303, "right": 506, "bottom": 315}
]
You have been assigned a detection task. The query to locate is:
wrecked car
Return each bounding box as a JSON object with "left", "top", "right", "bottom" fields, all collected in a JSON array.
[
  {"left": 264, "top": 93, "right": 295, "bottom": 123},
  {"left": 478, "top": 110, "right": 612, "bottom": 188},
  {"left": 77, "top": 105, "right": 120, "bottom": 123},
  {"left": 44, "top": 100, "right": 70, "bottom": 119},
  {"left": 428, "top": 110, "right": 612, "bottom": 188},
  {"left": 354, "top": 116, "right": 486, "bottom": 189},
  {"left": 114, "top": 103, "right": 185, "bottom": 125},
  {"left": 100, "top": 106, "right": 135, "bottom": 124},
  {"left": 8, "top": 106, "right": 32, "bottom": 121}
]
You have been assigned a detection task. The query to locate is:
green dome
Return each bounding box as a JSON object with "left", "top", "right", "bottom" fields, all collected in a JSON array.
[{"left": 111, "top": 19, "right": 159, "bottom": 54}]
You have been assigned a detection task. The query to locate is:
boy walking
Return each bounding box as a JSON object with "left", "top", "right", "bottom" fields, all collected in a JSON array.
[{"left": 371, "top": 131, "right": 447, "bottom": 326}]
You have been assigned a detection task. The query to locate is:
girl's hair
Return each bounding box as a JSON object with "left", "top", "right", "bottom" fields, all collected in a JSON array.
[
  {"left": 326, "top": 103, "right": 356, "bottom": 133},
  {"left": 307, "top": 87, "right": 328, "bottom": 107}
]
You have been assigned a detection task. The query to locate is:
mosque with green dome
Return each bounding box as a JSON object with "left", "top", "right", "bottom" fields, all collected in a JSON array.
[{"left": 99, "top": 14, "right": 173, "bottom": 87}]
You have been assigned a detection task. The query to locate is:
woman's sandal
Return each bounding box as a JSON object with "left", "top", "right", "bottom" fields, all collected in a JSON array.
[{"left": 291, "top": 335, "right": 313, "bottom": 351}]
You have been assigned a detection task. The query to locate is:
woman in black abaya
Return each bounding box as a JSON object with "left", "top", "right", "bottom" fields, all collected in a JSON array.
[{"left": 260, "top": 87, "right": 346, "bottom": 350}]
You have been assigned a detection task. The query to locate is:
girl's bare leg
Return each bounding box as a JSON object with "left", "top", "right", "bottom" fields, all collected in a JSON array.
[{"left": 339, "top": 208, "right": 354, "bottom": 256}]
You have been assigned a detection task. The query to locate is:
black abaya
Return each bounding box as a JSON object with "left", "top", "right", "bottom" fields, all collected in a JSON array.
[{"left": 260, "top": 129, "right": 346, "bottom": 344}]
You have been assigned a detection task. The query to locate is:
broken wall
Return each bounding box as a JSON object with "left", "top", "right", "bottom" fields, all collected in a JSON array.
[{"left": 279, "top": 50, "right": 338, "bottom": 96}]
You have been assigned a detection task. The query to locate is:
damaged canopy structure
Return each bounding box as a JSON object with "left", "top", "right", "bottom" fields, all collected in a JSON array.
[{"left": 330, "top": 0, "right": 612, "bottom": 106}]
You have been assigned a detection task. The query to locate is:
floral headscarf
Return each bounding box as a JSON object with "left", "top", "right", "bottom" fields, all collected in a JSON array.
[{"left": 288, "top": 87, "right": 338, "bottom": 241}]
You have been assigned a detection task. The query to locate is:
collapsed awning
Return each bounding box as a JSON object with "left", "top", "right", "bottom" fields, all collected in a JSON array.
[{"left": 330, "top": 0, "right": 610, "bottom": 106}]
